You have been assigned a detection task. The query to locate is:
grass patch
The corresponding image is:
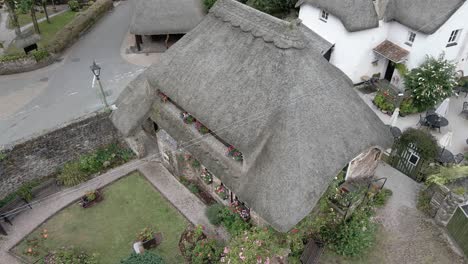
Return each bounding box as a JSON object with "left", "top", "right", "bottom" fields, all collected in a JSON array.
[
  {"left": 5, "top": 10, "right": 76, "bottom": 55},
  {"left": 8, "top": 11, "right": 46, "bottom": 29},
  {"left": 12, "top": 172, "right": 188, "bottom": 264}
]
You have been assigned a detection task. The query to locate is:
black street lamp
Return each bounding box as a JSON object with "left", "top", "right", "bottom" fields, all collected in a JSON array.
[{"left": 90, "top": 61, "right": 109, "bottom": 108}]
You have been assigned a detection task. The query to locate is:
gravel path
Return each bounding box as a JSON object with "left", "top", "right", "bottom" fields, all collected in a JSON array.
[{"left": 373, "top": 162, "right": 466, "bottom": 264}]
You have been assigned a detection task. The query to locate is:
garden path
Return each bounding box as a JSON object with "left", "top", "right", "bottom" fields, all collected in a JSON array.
[
  {"left": 373, "top": 162, "right": 465, "bottom": 263},
  {"left": 0, "top": 157, "right": 228, "bottom": 263}
]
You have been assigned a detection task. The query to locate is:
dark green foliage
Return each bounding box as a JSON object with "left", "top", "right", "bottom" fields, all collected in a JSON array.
[
  {"left": 120, "top": 252, "right": 165, "bottom": 264},
  {"left": 57, "top": 143, "right": 134, "bottom": 186},
  {"left": 373, "top": 91, "right": 395, "bottom": 113},
  {"left": 191, "top": 238, "right": 223, "bottom": 264},
  {"left": 248, "top": 0, "right": 297, "bottom": 15},
  {"left": 203, "top": 0, "right": 217, "bottom": 10},
  {"left": 206, "top": 203, "right": 225, "bottom": 225},
  {"left": 0, "top": 53, "right": 29, "bottom": 62},
  {"left": 218, "top": 206, "right": 250, "bottom": 235},
  {"left": 404, "top": 55, "right": 458, "bottom": 110},
  {"left": 191, "top": 159, "right": 201, "bottom": 168},
  {"left": 187, "top": 183, "right": 200, "bottom": 194},
  {"left": 399, "top": 98, "right": 419, "bottom": 115},
  {"left": 0, "top": 178, "right": 44, "bottom": 207},
  {"left": 417, "top": 188, "right": 432, "bottom": 216},
  {"left": 68, "top": 0, "right": 80, "bottom": 11},
  {"left": 320, "top": 208, "right": 376, "bottom": 256},
  {"left": 399, "top": 128, "right": 438, "bottom": 159},
  {"left": 31, "top": 49, "right": 49, "bottom": 62}
]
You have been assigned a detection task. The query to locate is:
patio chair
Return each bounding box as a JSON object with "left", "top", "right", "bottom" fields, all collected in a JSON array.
[
  {"left": 454, "top": 153, "right": 464, "bottom": 164},
  {"left": 417, "top": 114, "right": 428, "bottom": 127},
  {"left": 461, "top": 102, "right": 468, "bottom": 118}
]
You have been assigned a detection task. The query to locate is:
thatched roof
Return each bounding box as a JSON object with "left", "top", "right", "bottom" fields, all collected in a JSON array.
[
  {"left": 113, "top": 0, "right": 393, "bottom": 232},
  {"left": 130, "top": 0, "right": 205, "bottom": 35},
  {"left": 13, "top": 29, "right": 41, "bottom": 49},
  {"left": 382, "top": 0, "right": 466, "bottom": 34},
  {"left": 296, "top": 0, "right": 379, "bottom": 32}
]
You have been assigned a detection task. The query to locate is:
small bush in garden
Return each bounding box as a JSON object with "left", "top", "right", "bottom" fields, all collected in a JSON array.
[
  {"left": 218, "top": 207, "right": 250, "bottom": 236},
  {"left": 453, "top": 187, "right": 465, "bottom": 196},
  {"left": 373, "top": 91, "right": 395, "bottom": 113},
  {"left": 206, "top": 203, "right": 225, "bottom": 225},
  {"left": 57, "top": 161, "right": 91, "bottom": 186},
  {"left": 136, "top": 227, "right": 154, "bottom": 242},
  {"left": 120, "top": 252, "right": 165, "bottom": 264},
  {"left": 192, "top": 159, "right": 201, "bottom": 168},
  {"left": 399, "top": 128, "right": 438, "bottom": 160},
  {"left": 191, "top": 238, "right": 223, "bottom": 264},
  {"left": 0, "top": 53, "right": 29, "bottom": 62},
  {"left": 399, "top": 98, "right": 419, "bottom": 115},
  {"left": 31, "top": 49, "right": 49, "bottom": 62},
  {"left": 370, "top": 188, "right": 393, "bottom": 207},
  {"left": 188, "top": 183, "right": 200, "bottom": 194},
  {"left": 68, "top": 0, "right": 80, "bottom": 11},
  {"left": 417, "top": 188, "right": 433, "bottom": 216},
  {"left": 320, "top": 207, "right": 376, "bottom": 256},
  {"left": 85, "top": 190, "right": 97, "bottom": 202},
  {"left": 405, "top": 54, "right": 458, "bottom": 110},
  {"left": 16, "top": 185, "right": 33, "bottom": 202}
]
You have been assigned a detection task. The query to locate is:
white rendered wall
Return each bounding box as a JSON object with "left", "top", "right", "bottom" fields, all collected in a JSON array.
[
  {"left": 299, "top": 3, "right": 468, "bottom": 81},
  {"left": 299, "top": 5, "right": 388, "bottom": 83}
]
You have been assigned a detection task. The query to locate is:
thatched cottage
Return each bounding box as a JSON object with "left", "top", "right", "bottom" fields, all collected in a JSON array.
[
  {"left": 130, "top": 0, "right": 205, "bottom": 51},
  {"left": 113, "top": 0, "right": 393, "bottom": 232}
]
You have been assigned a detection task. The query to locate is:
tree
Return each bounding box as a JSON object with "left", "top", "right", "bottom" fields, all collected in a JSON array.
[
  {"left": 404, "top": 54, "right": 458, "bottom": 110},
  {"left": 247, "top": 0, "right": 297, "bottom": 15},
  {"left": 42, "top": 0, "right": 50, "bottom": 23},
  {"left": 4, "top": 0, "right": 21, "bottom": 35},
  {"left": 18, "top": 0, "right": 40, "bottom": 34}
]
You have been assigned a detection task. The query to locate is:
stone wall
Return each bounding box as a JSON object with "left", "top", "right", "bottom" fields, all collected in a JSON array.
[
  {"left": 0, "top": 111, "right": 122, "bottom": 199},
  {"left": 0, "top": 55, "right": 56, "bottom": 75},
  {"left": 424, "top": 184, "right": 466, "bottom": 226}
]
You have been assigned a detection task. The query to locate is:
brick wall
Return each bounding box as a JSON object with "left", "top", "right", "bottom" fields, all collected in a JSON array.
[{"left": 0, "top": 111, "right": 122, "bottom": 199}]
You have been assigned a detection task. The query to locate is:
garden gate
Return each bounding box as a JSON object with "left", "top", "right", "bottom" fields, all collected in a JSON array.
[{"left": 390, "top": 142, "right": 426, "bottom": 181}]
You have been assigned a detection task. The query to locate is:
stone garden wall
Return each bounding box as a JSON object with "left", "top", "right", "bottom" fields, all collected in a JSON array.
[
  {"left": 0, "top": 111, "right": 122, "bottom": 199},
  {"left": 424, "top": 184, "right": 466, "bottom": 226},
  {"left": 0, "top": 55, "right": 56, "bottom": 75}
]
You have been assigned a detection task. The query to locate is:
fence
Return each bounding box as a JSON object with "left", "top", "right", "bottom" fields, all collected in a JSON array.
[{"left": 447, "top": 205, "right": 468, "bottom": 257}]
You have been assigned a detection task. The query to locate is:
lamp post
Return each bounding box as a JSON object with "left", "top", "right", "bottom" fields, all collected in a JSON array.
[{"left": 90, "top": 61, "right": 109, "bottom": 109}]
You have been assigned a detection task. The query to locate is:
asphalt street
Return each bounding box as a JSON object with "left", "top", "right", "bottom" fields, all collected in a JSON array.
[{"left": 0, "top": 1, "right": 145, "bottom": 146}]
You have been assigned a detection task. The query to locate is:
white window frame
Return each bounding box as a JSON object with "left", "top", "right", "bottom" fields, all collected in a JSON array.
[
  {"left": 405, "top": 31, "right": 416, "bottom": 46},
  {"left": 319, "top": 9, "right": 329, "bottom": 22},
  {"left": 447, "top": 29, "right": 462, "bottom": 47},
  {"left": 408, "top": 152, "right": 420, "bottom": 166}
]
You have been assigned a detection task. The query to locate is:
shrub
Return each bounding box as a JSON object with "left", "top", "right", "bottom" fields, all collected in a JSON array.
[
  {"left": 453, "top": 187, "right": 465, "bottom": 196},
  {"left": 16, "top": 185, "right": 33, "bottom": 202},
  {"left": 206, "top": 203, "right": 225, "bottom": 225},
  {"left": 399, "top": 128, "right": 438, "bottom": 160},
  {"left": 399, "top": 98, "right": 418, "bottom": 115},
  {"left": 417, "top": 188, "right": 432, "bottom": 215},
  {"left": 136, "top": 227, "right": 154, "bottom": 242},
  {"left": 0, "top": 53, "right": 29, "bottom": 63},
  {"left": 218, "top": 207, "right": 250, "bottom": 236},
  {"left": 405, "top": 54, "right": 458, "bottom": 110},
  {"left": 191, "top": 238, "right": 223, "bottom": 264},
  {"left": 320, "top": 208, "right": 376, "bottom": 256},
  {"left": 370, "top": 188, "right": 392, "bottom": 207},
  {"left": 373, "top": 91, "right": 395, "bottom": 113},
  {"left": 68, "top": 0, "right": 80, "bottom": 11},
  {"left": 248, "top": 0, "right": 297, "bottom": 15},
  {"left": 46, "top": 247, "right": 98, "bottom": 264},
  {"left": 31, "top": 49, "right": 49, "bottom": 62},
  {"left": 187, "top": 183, "right": 200, "bottom": 194},
  {"left": 192, "top": 159, "right": 201, "bottom": 168},
  {"left": 203, "top": 0, "right": 217, "bottom": 10},
  {"left": 57, "top": 161, "right": 91, "bottom": 186},
  {"left": 120, "top": 252, "right": 165, "bottom": 264},
  {"left": 426, "top": 166, "right": 468, "bottom": 185}
]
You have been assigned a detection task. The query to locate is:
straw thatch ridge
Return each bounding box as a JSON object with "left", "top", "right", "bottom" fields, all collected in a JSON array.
[
  {"left": 112, "top": 0, "right": 393, "bottom": 231},
  {"left": 382, "top": 0, "right": 466, "bottom": 34},
  {"left": 296, "top": 0, "right": 379, "bottom": 32},
  {"left": 130, "top": 0, "right": 205, "bottom": 35}
]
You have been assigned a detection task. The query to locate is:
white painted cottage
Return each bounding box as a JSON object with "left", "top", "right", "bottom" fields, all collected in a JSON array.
[{"left": 297, "top": 0, "right": 468, "bottom": 86}]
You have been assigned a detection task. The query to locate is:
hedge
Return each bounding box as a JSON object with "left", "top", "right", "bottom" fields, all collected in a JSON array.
[{"left": 46, "top": 0, "right": 113, "bottom": 54}]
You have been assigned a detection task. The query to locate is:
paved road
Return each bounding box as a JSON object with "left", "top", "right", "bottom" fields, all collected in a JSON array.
[{"left": 0, "top": 1, "right": 145, "bottom": 146}]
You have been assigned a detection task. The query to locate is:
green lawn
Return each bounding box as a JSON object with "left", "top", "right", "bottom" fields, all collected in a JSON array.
[
  {"left": 8, "top": 11, "right": 46, "bottom": 29},
  {"left": 12, "top": 172, "right": 189, "bottom": 264},
  {"left": 6, "top": 10, "right": 76, "bottom": 54}
]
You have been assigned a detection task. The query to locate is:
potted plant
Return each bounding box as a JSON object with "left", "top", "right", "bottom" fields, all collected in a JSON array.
[
  {"left": 181, "top": 112, "right": 195, "bottom": 124},
  {"left": 136, "top": 227, "right": 159, "bottom": 249},
  {"left": 195, "top": 121, "right": 210, "bottom": 134},
  {"left": 215, "top": 185, "right": 228, "bottom": 200},
  {"left": 200, "top": 168, "right": 213, "bottom": 184},
  {"left": 79, "top": 189, "right": 103, "bottom": 208},
  {"left": 158, "top": 91, "right": 168, "bottom": 102},
  {"left": 226, "top": 146, "right": 243, "bottom": 161}
]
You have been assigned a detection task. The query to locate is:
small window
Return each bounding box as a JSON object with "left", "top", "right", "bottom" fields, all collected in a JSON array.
[
  {"left": 447, "top": 29, "right": 462, "bottom": 47},
  {"left": 405, "top": 31, "right": 416, "bottom": 46},
  {"left": 408, "top": 153, "right": 420, "bottom": 166},
  {"left": 319, "top": 9, "right": 329, "bottom": 22}
]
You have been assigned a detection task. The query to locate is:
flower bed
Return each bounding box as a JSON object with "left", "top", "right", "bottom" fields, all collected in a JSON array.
[
  {"left": 215, "top": 184, "right": 229, "bottom": 200},
  {"left": 200, "top": 168, "right": 213, "bottom": 185}
]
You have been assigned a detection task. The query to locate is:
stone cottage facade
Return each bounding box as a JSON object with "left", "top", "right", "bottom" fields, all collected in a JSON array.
[{"left": 112, "top": 0, "right": 393, "bottom": 232}]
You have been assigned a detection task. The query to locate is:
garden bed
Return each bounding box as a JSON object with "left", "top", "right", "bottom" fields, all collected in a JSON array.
[{"left": 11, "top": 172, "right": 188, "bottom": 264}]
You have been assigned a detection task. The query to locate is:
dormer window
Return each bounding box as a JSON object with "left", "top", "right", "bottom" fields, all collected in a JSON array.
[
  {"left": 405, "top": 31, "right": 416, "bottom": 46},
  {"left": 319, "top": 9, "right": 329, "bottom": 22},
  {"left": 447, "top": 29, "right": 462, "bottom": 47}
]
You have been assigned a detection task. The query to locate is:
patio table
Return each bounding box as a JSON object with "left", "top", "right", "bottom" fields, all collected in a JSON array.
[
  {"left": 425, "top": 114, "right": 449, "bottom": 132},
  {"left": 437, "top": 148, "right": 455, "bottom": 164}
]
